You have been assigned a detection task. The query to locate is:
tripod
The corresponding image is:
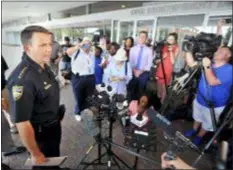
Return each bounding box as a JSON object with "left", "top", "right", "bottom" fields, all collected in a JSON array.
[
  {"left": 76, "top": 111, "right": 132, "bottom": 170},
  {"left": 77, "top": 109, "right": 161, "bottom": 170},
  {"left": 160, "top": 64, "right": 218, "bottom": 131}
]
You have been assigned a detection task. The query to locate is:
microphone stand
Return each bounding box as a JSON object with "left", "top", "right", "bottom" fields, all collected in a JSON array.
[{"left": 157, "top": 48, "right": 169, "bottom": 96}]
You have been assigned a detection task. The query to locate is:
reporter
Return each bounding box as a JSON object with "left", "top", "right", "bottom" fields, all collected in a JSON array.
[
  {"left": 161, "top": 152, "right": 195, "bottom": 169},
  {"left": 156, "top": 32, "right": 180, "bottom": 104}
]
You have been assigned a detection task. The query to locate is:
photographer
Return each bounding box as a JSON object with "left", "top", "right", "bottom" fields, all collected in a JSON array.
[
  {"left": 66, "top": 37, "right": 95, "bottom": 122},
  {"left": 185, "top": 46, "right": 232, "bottom": 146},
  {"left": 155, "top": 32, "right": 180, "bottom": 104}
]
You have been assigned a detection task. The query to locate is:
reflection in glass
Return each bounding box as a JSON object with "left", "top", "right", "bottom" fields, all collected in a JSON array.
[
  {"left": 112, "top": 20, "right": 119, "bottom": 42},
  {"left": 155, "top": 14, "right": 205, "bottom": 46},
  {"left": 119, "top": 21, "right": 134, "bottom": 45},
  {"left": 136, "top": 20, "right": 154, "bottom": 39}
]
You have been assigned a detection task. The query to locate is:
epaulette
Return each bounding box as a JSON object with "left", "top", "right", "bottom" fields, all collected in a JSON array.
[{"left": 17, "top": 66, "right": 28, "bottom": 79}]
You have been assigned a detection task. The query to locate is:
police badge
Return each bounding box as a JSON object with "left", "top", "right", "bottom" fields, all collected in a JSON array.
[{"left": 12, "top": 85, "right": 24, "bottom": 101}]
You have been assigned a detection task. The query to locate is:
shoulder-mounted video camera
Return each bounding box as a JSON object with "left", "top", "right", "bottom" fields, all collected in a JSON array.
[{"left": 182, "top": 32, "right": 221, "bottom": 61}]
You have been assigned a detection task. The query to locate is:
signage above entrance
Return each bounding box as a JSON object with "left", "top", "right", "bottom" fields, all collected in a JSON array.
[{"left": 130, "top": 2, "right": 231, "bottom": 16}]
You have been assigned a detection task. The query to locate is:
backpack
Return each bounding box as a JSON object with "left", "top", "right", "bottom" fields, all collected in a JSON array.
[{"left": 61, "top": 50, "right": 80, "bottom": 80}]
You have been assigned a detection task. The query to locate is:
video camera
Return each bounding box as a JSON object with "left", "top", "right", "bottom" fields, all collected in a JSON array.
[
  {"left": 86, "top": 83, "right": 128, "bottom": 116},
  {"left": 182, "top": 32, "right": 221, "bottom": 61}
]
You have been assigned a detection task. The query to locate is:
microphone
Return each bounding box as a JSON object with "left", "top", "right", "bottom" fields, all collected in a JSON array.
[
  {"left": 136, "top": 112, "right": 143, "bottom": 121},
  {"left": 81, "top": 109, "right": 100, "bottom": 137}
]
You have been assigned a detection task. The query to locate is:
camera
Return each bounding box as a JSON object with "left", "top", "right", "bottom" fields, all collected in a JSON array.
[
  {"left": 153, "top": 39, "right": 166, "bottom": 54},
  {"left": 182, "top": 32, "right": 221, "bottom": 60},
  {"left": 87, "top": 83, "right": 128, "bottom": 115}
]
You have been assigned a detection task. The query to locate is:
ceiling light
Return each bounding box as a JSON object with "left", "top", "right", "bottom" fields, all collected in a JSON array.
[{"left": 121, "top": 5, "right": 126, "bottom": 8}]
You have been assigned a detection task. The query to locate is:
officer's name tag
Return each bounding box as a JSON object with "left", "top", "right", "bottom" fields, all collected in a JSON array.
[{"left": 44, "top": 84, "right": 52, "bottom": 90}]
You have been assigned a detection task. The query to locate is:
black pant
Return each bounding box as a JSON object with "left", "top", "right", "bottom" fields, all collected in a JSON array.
[
  {"left": 127, "top": 72, "right": 149, "bottom": 102},
  {"left": 71, "top": 74, "right": 95, "bottom": 115},
  {"left": 33, "top": 121, "right": 61, "bottom": 157}
]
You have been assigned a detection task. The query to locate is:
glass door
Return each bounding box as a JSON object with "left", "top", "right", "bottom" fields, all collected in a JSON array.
[{"left": 118, "top": 21, "right": 134, "bottom": 46}]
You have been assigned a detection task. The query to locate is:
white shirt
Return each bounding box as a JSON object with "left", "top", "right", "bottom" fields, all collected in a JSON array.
[{"left": 70, "top": 49, "right": 95, "bottom": 76}]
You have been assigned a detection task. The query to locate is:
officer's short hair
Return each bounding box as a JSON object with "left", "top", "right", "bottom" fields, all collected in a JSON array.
[{"left": 20, "top": 25, "right": 51, "bottom": 45}]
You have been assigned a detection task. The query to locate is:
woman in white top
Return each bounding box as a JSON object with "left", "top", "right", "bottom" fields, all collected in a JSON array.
[{"left": 105, "top": 48, "right": 132, "bottom": 96}]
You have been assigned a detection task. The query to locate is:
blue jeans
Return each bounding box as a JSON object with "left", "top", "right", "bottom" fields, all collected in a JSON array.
[
  {"left": 60, "top": 61, "right": 71, "bottom": 71},
  {"left": 71, "top": 75, "right": 80, "bottom": 115}
]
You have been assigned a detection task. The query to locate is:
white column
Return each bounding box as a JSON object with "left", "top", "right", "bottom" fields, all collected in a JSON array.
[
  {"left": 201, "top": 13, "right": 209, "bottom": 32},
  {"left": 228, "top": 31, "right": 232, "bottom": 46},
  {"left": 116, "top": 21, "right": 121, "bottom": 43},
  {"left": 133, "top": 20, "right": 137, "bottom": 39},
  {"left": 152, "top": 17, "right": 158, "bottom": 42},
  {"left": 86, "top": 4, "right": 90, "bottom": 15},
  {"left": 110, "top": 20, "right": 114, "bottom": 42}
]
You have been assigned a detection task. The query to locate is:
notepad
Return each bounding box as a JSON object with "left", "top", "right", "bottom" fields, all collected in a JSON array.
[{"left": 24, "top": 156, "right": 67, "bottom": 167}]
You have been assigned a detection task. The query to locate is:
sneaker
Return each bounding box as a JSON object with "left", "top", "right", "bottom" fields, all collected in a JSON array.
[
  {"left": 75, "top": 115, "right": 82, "bottom": 122},
  {"left": 185, "top": 129, "right": 197, "bottom": 137},
  {"left": 10, "top": 126, "right": 18, "bottom": 134},
  {"left": 193, "top": 136, "right": 203, "bottom": 146}
]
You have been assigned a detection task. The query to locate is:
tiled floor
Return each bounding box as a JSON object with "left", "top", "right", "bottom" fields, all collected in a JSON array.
[{"left": 2, "top": 85, "right": 212, "bottom": 169}]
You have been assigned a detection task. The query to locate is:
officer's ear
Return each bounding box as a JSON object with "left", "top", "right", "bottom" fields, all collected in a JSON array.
[{"left": 23, "top": 44, "right": 30, "bottom": 53}]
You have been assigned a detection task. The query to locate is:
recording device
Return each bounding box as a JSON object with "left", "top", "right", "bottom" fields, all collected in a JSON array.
[
  {"left": 121, "top": 108, "right": 156, "bottom": 151},
  {"left": 154, "top": 39, "right": 166, "bottom": 54},
  {"left": 146, "top": 108, "right": 199, "bottom": 161},
  {"left": 182, "top": 32, "right": 221, "bottom": 61},
  {"left": 82, "top": 83, "right": 128, "bottom": 138}
]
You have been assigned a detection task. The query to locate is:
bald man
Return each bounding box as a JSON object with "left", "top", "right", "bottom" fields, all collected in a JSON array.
[{"left": 185, "top": 47, "right": 232, "bottom": 146}]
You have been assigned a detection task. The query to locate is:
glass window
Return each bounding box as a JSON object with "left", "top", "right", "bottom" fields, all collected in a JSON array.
[
  {"left": 119, "top": 21, "right": 134, "bottom": 45},
  {"left": 155, "top": 14, "right": 205, "bottom": 46},
  {"left": 112, "top": 20, "right": 119, "bottom": 42},
  {"left": 207, "top": 15, "right": 232, "bottom": 46},
  {"left": 136, "top": 20, "right": 154, "bottom": 38}
]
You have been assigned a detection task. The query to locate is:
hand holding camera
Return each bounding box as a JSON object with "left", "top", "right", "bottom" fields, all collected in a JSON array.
[{"left": 202, "top": 57, "right": 211, "bottom": 68}]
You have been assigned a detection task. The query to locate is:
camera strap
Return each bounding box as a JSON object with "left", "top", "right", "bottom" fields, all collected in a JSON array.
[{"left": 201, "top": 68, "right": 214, "bottom": 106}]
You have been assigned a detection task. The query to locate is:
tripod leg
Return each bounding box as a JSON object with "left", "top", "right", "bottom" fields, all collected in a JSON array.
[
  {"left": 133, "top": 148, "right": 140, "bottom": 170},
  {"left": 86, "top": 152, "right": 107, "bottom": 165},
  {"left": 112, "top": 152, "right": 132, "bottom": 169},
  {"left": 102, "top": 143, "right": 131, "bottom": 169},
  {"left": 111, "top": 155, "right": 121, "bottom": 169},
  {"left": 76, "top": 143, "right": 97, "bottom": 169},
  {"left": 98, "top": 141, "right": 102, "bottom": 164}
]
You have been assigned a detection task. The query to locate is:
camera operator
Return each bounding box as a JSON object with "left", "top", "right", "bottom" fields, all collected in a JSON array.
[
  {"left": 185, "top": 46, "right": 233, "bottom": 146},
  {"left": 161, "top": 152, "right": 195, "bottom": 169}
]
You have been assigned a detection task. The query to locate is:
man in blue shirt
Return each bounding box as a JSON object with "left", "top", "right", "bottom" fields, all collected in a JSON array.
[
  {"left": 94, "top": 46, "right": 104, "bottom": 85},
  {"left": 185, "top": 46, "right": 232, "bottom": 146}
]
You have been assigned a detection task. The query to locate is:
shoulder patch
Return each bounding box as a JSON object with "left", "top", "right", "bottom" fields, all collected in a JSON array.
[
  {"left": 12, "top": 85, "right": 24, "bottom": 101},
  {"left": 18, "top": 67, "right": 28, "bottom": 79}
]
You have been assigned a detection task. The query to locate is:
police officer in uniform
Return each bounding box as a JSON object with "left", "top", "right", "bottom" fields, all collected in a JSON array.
[{"left": 7, "top": 26, "right": 64, "bottom": 165}]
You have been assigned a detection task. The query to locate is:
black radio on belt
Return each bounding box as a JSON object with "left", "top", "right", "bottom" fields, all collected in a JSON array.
[{"left": 58, "top": 104, "right": 66, "bottom": 121}]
